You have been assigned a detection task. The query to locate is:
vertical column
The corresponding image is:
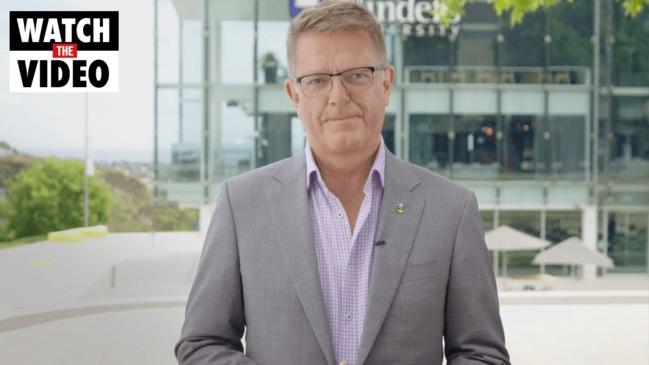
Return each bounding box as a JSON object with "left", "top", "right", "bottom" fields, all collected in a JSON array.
[
  {"left": 179, "top": 20, "right": 184, "bottom": 143},
  {"left": 591, "top": 0, "right": 601, "bottom": 202},
  {"left": 493, "top": 210, "right": 500, "bottom": 277},
  {"left": 582, "top": 205, "right": 598, "bottom": 279},
  {"left": 540, "top": 209, "right": 547, "bottom": 274},
  {"left": 601, "top": 204, "right": 609, "bottom": 275},
  {"left": 252, "top": 0, "right": 260, "bottom": 168},
  {"left": 646, "top": 213, "right": 649, "bottom": 273},
  {"left": 201, "top": 0, "right": 210, "bottom": 204},
  {"left": 211, "top": 20, "right": 222, "bottom": 193},
  {"left": 448, "top": 36, "right": 456, "bottom": 178},
  {"left": 496, "top": 31, "right": 504, "bottom": 176},
  {"left": 394, "top": 25, "right": 405, "bottom": 159},
  {"left": 153, "top": 0, "right": 159, "bottom": 198},
  {"left": 542, "top": 12, "right": 551, "bottom": 178}
]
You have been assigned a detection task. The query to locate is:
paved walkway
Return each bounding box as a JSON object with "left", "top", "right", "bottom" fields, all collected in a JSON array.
[
  {"left": 0, "top": 302, "right": 646, "bottom": 365},
  {"left": 0, "top": 232, "right": 647, "bottom": 364}
]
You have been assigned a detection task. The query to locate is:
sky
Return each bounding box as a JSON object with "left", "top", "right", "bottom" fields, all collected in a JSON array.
[{"left": 0, "top": 0, "right": 154, "bottom": 158}]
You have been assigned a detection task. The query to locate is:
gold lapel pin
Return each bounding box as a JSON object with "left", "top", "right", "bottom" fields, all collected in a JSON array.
[{"left": 396, "top": 203, "right": 405, "bottom": 214}]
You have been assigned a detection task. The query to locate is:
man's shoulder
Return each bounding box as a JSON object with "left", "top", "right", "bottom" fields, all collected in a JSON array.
[
  {"left": 223, "top": 154, "right": 301, "bottom": 192},
  {"left": 391, "top": 157, "right": 474, "bottom": 203}
]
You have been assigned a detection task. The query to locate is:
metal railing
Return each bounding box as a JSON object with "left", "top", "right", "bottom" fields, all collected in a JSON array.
[{"left": 405, "top": 66, "right": 591, "bottom": 85}]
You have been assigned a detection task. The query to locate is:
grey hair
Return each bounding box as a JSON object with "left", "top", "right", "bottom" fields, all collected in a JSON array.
[{"left": 286, "top": 0, "right": 387, "bottom": 76}]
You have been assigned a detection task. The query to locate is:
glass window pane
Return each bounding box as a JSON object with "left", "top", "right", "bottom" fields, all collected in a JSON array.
[
  {"left": 548, "top": 116, "right": 586, "bottom": 180},
  {"left": 548, "top": 0, "right": 592, "bottom": 67},
  {"left": 382, "top": 114, "right": 396, "bottom": 154},
  {"left": 498, "top": 211, "right": 542, "bottom": 276},
  {"left": 612, "top": 6, "right": 649, "bottom": 87},
  {"left": 608, "top": 96, "right": 649, "bottom": 182},
  {"left": 221, "top": 21, "right": 254, "bottom": 84},
  {"left": 216, "top": 101, "right": 254, "bottom": 183},
  {"left": 607, "top": 211, "right": 648, "bottom": 272},
  {"left": 259, "top": 21, "right": 290, "bottom": 84},
  {"left": 500, "top": 12, "right": 545, "bottom": 67},
  {"left": 452, "top": 115, "right": 498, "bottom": 179},
  {"left": 257, "top": 113, "right": 293, "bottom": 167},
  {"left": 409, "top": 114, "right": 450, "bottom": 175},
  {"left": 156, "top": 0, "right": 179, "bottom": 83},
  {"left": 501, "top": 115, "right": 542, "bottom": 179},
  {"left": 181, "top": 20, "right": 204, "bottom": 84}
]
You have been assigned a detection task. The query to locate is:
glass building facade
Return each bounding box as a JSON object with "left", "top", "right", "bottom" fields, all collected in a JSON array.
[{"left": 153, "top": 0, "right": 649, "bottom": 274}]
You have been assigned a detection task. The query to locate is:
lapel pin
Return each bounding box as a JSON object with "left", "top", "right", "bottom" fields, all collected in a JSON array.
[{"left": 396, "top": 203, "right": 405, "bottom": 214}]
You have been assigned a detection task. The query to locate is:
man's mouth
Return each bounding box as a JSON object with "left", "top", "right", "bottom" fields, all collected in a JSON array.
[{"left": 326, "top": 115, "right": 360, "bottom": 122}]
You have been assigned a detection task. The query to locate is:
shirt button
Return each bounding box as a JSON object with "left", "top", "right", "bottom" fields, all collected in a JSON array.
[
  {"left": 336, "top": 211, "right": 344, "bottom": 218},
  {"left": 345, "top": 313, "right": 352, "bottom": 320}
]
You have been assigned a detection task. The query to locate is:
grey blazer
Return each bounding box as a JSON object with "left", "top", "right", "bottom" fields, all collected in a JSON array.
[{"left": 175, "top": 146, "right": 510, "bottom": 365}]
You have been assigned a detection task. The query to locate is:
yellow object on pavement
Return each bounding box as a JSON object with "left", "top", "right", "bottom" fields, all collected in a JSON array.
[
  {"left": 80, "top": 225, "right": 108, "bottom": 238},
  {"left": 47, "top": 225, "right": 109, "bottom": 242}
]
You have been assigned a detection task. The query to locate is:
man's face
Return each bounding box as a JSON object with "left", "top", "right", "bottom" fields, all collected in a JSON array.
[{"left": 285, "top": 30, "right": 395, "bottom": 158}]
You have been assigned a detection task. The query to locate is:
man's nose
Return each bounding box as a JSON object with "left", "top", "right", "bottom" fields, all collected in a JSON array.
[{"left": 327, "top": 76, "right": 351, "bottom": 105}]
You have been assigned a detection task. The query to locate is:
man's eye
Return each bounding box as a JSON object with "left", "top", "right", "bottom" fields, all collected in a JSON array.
[
  {"left": 306, "top": 77, "right": 327, "bottom": 86},
  {"left": 347, "top": 71, "right": 370, "bottom": 82}
]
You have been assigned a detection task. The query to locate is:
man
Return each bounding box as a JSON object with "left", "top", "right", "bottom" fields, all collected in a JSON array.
[{"left": 175, "top": 1, "right": 510, "bottom": 364}]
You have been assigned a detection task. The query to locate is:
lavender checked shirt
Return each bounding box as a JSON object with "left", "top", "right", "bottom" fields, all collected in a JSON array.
[{"left": 305, "top": 139, "right": 386, "bottom": 365}]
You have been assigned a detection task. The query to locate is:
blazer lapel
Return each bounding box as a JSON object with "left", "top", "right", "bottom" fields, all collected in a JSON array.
[
  {"left": 266, "top": 155, "right": 337, "bottom": 365},
  {"left": 356, "top": 148, "right": 425, "bottom": 365}
]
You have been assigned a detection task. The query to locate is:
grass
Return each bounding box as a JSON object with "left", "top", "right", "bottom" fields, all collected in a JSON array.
[{"left": 0, "top": 235, "right": 47, "bottom": 250}]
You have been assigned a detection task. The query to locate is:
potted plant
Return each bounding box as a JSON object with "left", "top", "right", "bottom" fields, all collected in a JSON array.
[{"left": 261, "top": 52, "right": 278, "bottom": 84}]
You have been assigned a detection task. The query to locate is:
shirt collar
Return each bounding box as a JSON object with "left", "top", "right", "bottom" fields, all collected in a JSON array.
[{"left": 305, "top": 136, "right": 386, "bottom": 190}]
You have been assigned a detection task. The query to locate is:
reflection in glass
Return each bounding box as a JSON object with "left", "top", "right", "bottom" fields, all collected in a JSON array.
[
  {"left": 503, "top": 116, "right": 539, "bottom": 178},
  {"left": 612, "top": 7, "right": 649, "bottom": 87},
  {"left": 548, "top": 0, "right": 592, "bottom": 67},
  {"left": 257, "top": 113, "right": 294, "bottom": 167},
  {"left": 258, "top": 21, "right": 290, "bottom": 84},
  {"left": 409, "top": 114, "right": 449, "bottom": 174},
  {"left": 500, "top": 12, "right": 545, "bottom": 67},
  {"left": 452, "top": 115, "right": 498, "bottom": 179},
  {"left": 607, "top": 211, "right": 648, "bottom": 273},
  {"left": 546, "top": 211, "right": 582, "bottom": 244},
  {"left": 382, "top": 115, "right": 396, "bottom": 154},
  {"left": 156, "top": 0, "right": 179, "bottom": 83},
  {"left": 608, "top": 96, "right": 649, "bottom": 182},
  {"left": 498, "top": 211, "right": 542, "bottom": 275},
  {"left": 457, "top": 32, "right": 496, "bottom": 67},
  {"left": 215, "top": 103, "right": 254, "bottom": 183},
  {"left": 548, "top": 116, "right": 586, "bottom": 180}
]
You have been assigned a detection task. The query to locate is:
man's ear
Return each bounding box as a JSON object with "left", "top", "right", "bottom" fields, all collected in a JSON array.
[
  {"left": 382, "top": 66, "right": 395, "bottom": 106},
  {"left": 284, "top": 79, "right": 300, "bottom": 107}
]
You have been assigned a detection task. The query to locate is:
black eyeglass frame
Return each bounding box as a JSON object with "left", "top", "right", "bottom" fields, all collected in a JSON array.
[{"left": 292, "top": 65, "right": 387, "bottom": 97}]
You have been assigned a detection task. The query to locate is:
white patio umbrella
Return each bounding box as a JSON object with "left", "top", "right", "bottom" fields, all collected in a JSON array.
[
  {"left": 533, "top": 236, "right": 615, "bottom": 276},
  {"left": 485, "top": 225, "right": 551, "bottom": 278}
]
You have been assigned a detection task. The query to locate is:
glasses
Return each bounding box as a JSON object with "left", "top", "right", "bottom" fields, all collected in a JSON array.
[{"left": 293, "top": 65, "right": 386, "bottom": 98}]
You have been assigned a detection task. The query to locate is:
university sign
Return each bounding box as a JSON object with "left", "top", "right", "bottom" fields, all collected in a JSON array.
[{"left": 289, "top": 0, "right": 461, "bottom": 38}]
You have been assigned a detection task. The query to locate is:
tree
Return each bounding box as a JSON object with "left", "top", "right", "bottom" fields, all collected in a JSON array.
[
  {"left": 7, "top": 158, "right": 111, "bottom": 238},
  {"left": 439, "top": 0, "right": 648, "bottom": 25}
]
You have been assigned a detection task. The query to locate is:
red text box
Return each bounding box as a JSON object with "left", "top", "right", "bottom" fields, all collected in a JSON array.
[{"left": 52, "top": 43, "right": 78, "bottom": 58}]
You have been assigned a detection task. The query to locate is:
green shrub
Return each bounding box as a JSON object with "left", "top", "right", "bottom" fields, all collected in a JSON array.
[{"left": 7, "top": 158, "right": 111, "bottom": 238}]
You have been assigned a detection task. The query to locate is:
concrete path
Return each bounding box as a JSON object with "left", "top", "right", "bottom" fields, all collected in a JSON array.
[{"left": 0, "top": 232, "right": 647, "bottom": 364}]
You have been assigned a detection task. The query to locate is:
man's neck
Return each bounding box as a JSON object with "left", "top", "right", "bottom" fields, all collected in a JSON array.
[{"left": 310, "top": 139, "right": 381, "bottom": 194}]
